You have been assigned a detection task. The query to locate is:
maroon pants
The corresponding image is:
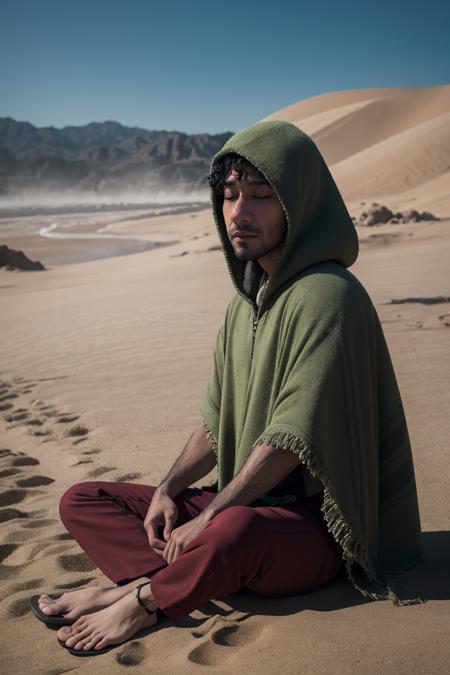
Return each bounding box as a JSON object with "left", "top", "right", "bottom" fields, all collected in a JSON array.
[{"left": 59, "top": 482, "right": 343, "bottom": 621}]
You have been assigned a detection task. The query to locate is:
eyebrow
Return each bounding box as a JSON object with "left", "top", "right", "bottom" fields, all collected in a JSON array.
[{"left": 224, "top": 177, "right": 270, "bottom": 187}]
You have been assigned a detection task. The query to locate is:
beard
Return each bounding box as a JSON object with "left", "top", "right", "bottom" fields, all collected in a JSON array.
[{"left": 230, "top": 237, "right": 281, "bottom": 262}]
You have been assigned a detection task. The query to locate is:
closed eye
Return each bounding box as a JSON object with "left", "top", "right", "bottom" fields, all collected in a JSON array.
[{"left": 223, "top": 194, "right": 271, "bottom": 200}]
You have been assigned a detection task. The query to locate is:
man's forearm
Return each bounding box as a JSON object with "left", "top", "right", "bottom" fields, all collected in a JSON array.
[
  {"left": 201, "top": 443, "right": 300, "bottom": 522},
  {"left": 157, "top": 426, "right": 217, "bottom": 498}
]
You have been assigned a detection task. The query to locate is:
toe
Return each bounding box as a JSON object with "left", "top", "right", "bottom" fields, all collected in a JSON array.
[
  {"left": 80, "top": 634, "right": 100, "bottom": 651},
  {"left": 57, "top": 625, "right": 73, "bottom": 641},
  {"left": 65, "top": 626, "right": 91, "bottom": 649},
  {"left": 88, "top": 635, "right": 103, "bottom": 651},
  {"left": 39, "top": 595, "right": 62, "bottom": 615},
  {"left": 38, "top": 594, "right": 51, "bottom": 608}
]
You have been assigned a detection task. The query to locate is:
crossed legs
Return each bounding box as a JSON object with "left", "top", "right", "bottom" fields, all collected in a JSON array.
[{"left": 38, "top": 481, "right": 342, "bottom": 652}]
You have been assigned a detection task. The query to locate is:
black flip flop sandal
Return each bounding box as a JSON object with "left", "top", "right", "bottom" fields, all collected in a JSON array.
[
  {"left": 57, "top": 637, "right": 118, "bottom": 656},
  {"left": 57, "top": 581, "right": 157, "bottom": 657},
  {"left": 30, "top": 594, "right": 75, "bottom": 627}
]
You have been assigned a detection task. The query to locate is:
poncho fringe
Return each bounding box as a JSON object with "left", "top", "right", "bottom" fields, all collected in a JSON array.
[
  {"left": 253, "top": 427, "right": 425, "bottom": 606},
  {"left": 202, "top": 420, "right": 219, "bottom": 462}
]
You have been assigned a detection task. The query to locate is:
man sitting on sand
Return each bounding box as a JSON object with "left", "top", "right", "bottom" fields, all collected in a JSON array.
[{"left": 30, "top": 120, "right": 423, "bottom": 656}]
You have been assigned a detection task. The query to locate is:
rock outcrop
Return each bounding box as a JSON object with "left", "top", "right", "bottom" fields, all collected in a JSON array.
[
  {"left": 357, "top": 203, "right": 440, "bottom": 226},
  {"left": 0, "top": 245, "right": 45, "bottom": 270}
]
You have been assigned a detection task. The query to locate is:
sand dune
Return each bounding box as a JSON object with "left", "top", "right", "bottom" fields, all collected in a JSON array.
[
  {"left": 332, "top": 109, "right": 450, "bottom": 200},
  {"left": 261, "top": 84, "right": 450, "bottom": 210}
]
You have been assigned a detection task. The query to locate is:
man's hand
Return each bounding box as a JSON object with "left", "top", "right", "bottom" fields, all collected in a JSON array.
[
  {"left": 163, "top": 513, "right": 210, "bottom": 564},
  {"left": 144, "top": 489, "right": 179, "bottom": 556}
]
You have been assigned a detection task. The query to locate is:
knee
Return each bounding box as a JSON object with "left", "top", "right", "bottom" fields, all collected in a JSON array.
[
  {"left": 59, "top": 481, "right": 99, "bottom": 523},
  {"left": 206, "top": 506, "right": 262, "bottom": 548}
]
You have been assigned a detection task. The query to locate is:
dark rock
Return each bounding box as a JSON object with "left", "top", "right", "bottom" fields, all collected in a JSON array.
[
  {"left": 400, "top": 209, "right": 439, "bottom": 222},
  {"left": 357, "top": 204, "right": 440, "bottom": 227},
  {"left": 419, "top": 211, "right": 439, "bottom": 221},
  {"left": 360, "top": 205, "right": 394, "bottom": 227},
  {"left": 0, "top": 245, "right": 45, "bottom": 270},
  {"left": 402, "top": 209, "right": 420, "bottom": 221}
]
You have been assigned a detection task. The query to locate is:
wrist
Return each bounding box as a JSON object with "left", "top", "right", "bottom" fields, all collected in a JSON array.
[
  {"left": 156, "top": 481, "right": 177, "bottom": 499},
  {"left": 200, "top": 502, "right": 219, "bottom": 524}
]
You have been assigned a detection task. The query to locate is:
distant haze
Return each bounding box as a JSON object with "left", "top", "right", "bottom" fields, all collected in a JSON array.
[
  {"left": 0, "top": 188, "right": 209, "bottom": 214},
  {"left": 0, "top": 117, "right": 231, "bottom": 211}
]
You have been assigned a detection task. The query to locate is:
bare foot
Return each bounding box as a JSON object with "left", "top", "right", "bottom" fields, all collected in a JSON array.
[
  {"left": 57, "top": 582, "right": 157, "bottom": 652},
  {"left": 39, "top": 576, "right": 150, "bottom": 621}
]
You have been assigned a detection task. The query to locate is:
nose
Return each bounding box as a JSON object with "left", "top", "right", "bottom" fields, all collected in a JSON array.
[{"left": 230, "top": 194, "right": 251, "bottom": 225}]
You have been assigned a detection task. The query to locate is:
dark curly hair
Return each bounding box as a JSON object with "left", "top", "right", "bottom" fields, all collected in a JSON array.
[{"left": 207, "top": 153, "right": 268, "bottom": 193}]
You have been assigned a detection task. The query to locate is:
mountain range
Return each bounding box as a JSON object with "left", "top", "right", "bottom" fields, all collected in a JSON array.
[{"left": 0, "top": 117, "right": 234, "bottom": 195}]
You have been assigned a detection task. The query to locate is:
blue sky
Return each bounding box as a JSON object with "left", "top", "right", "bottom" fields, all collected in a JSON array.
[{"left": 1, "top": 0, "right": 449, "bottom": 134}]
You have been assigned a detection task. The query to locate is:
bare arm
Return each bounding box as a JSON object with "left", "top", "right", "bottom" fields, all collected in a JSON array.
[
  {"left": 144, "top": 425, "right": 216, "bottom": 553},
  {"left": 201, "top": 443, "right": 299, "bottom": 522},
  {"left": 161, "top": 443, "right": 301, "bottom": 563},
  {"left": 157, "top": 425, "right": 217, "bottom": 498}
]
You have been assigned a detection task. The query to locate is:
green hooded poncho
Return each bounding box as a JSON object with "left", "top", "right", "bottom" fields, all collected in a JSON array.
[{"left": 200, "top": 120, "right": 423, "bottom": 605}]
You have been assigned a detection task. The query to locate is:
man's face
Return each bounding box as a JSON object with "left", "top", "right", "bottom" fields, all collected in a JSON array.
[{"left": 222, "top": 164, "right": 287, "bottom": 275}]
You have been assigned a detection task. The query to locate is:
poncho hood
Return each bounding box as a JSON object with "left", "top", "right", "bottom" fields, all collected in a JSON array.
[{"left": 209, "top": 120, "right": 359, "bottom": 308}]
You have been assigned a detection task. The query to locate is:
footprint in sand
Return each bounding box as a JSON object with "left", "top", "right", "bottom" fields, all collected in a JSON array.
[
  {"left": 0, "top": 489, "right": 30, "bottom": 507},
  {"left": 66, "top": 425, "right": 89, "bottom": 438},
  {"left": 55, "top": 414, "right": 80, "bottom": 424},
  {"left": 87, "top": 466, "right": 117, "bottom": 478},
  {"left": 58, "top": 552, "right": 97, "bottom": 572},
  {"left": 33, "top": 402, "right": 54, "bottom": 411},
  {"left": 53, "top": 532, "right": 74, "bottom": 541},
  {"left": 16, "top": 475, "right": 55, "bottom": 488},
  {"left": 5, "top": 528, "right": 43, "bottom": 542},
  {"left": 0, "top": 468, "right": 22, "bottom": 478},
  {"left": 14, "top": 578, "right": 44, "bottom": 591},
  {"left": 7, "top": 597, "right": 32, "bottom": 618},
  {"left": 12, "top": 456, "right": 40, "bottom": 467},
  {"left": 0, "top": 392, "right": 18, "bottom": 403},
  {"left": 187, "top": 619, "right": 261, "bottom": 666},
  {"left": 0, "top": 449, "right": 15, "bottom": 458},
  {"left": 114, "top": 472, "right": 142, "bottom": 482},
  {"left": 5, "top": 410, "right": 28, "bottom": 422},
  {"left": 21, "top": 519, "right": 57, "bottom": 529},
  {"left": 0, "top": 508, "right": 28, "bottom": 523},
  {"left": 72, "top": 437, "right": 88, "bottom": 445},
  {"left": 116, "top": 640, "right": 146, "bottom": 666},
  {"left": 29, "top": 428, "right": 52, "bottom": 437},
  {"left": 21, "top": 541, "right": 74, "bottom": 562},
  {"left": 25, "top": 417, "right": 45, "bottom": 427},
  {"left": 0, "top": 544, "right": 18, "bottom": 563}
]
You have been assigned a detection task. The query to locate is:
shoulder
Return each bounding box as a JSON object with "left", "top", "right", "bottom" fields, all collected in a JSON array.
[
  {"left": 275, "top": 262, "right": 376, "bottom": 328},
  {"left": 289, "top": 261, "right": 372, "bottom": 307}
]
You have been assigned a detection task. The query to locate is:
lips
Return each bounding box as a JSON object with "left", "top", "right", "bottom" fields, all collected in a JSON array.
[{"left": 232, "top": 232, "right": 257, "bottom": 239}]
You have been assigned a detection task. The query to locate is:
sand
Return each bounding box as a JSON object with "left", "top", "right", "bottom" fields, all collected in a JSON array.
[{"left": 1, "top": 85, "right": 450, "bottom": 673}]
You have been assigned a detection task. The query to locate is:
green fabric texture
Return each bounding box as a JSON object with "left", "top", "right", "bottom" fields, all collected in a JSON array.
[{"left": 200, "top": 120, "right": 423, "bottom": 605}]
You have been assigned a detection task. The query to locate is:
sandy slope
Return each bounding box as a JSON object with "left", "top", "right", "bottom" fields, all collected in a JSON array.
[{"left": 260, "top": 84, "right": 450, "bottom": 213}]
